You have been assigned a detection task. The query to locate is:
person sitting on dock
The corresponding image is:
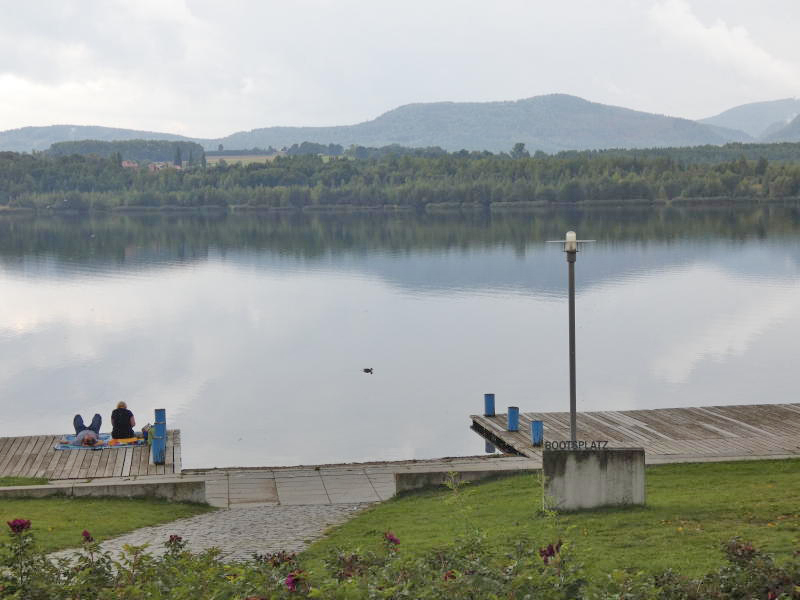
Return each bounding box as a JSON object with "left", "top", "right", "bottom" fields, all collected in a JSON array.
[
  {"left": 62, "top": 414, "right": 106, "bottom": 446},
  {"left": 111, "top": 401, "right": 136, "bottom": 439}
]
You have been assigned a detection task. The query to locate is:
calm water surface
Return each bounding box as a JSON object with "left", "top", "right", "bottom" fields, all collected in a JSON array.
[{"left": 1, "top": 207, "right": 799, "bottom": 468}]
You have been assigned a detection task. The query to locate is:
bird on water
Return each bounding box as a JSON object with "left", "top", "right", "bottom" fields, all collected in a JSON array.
[{"left": 363, "top": 368, "right": 373, "bottom": 374}]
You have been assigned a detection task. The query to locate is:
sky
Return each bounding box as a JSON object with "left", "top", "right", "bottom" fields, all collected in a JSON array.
[{"left": 0, "top": 0, "right": 799, "bottom": 138}]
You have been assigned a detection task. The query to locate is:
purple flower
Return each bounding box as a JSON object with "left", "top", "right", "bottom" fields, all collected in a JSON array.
[
  {"left": 539, "top": 540, "right": 562, "bottom": 565},
  {"left": 82, "top": 529, "right": 93, "bottom": 542},
  {"left": 7, "top": 519, "right": 31, "bottom": 534},
  {"left": 169, "top": 534, "right": 182, "bottom": 544},
  {"left": 285, "top": 570, "right": 304, "bottom": 592},
  {"left": 384, "top": 531, "right": 400, "bottom": 545}
]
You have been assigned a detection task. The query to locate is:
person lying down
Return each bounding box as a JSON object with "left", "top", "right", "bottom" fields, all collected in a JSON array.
[{"left": 60, "top": 413, "right": 107, "bottom": 447}]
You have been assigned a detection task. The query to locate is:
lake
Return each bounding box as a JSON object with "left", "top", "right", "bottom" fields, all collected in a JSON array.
[{"left": 1, "top": 205, "right": 799, "bottom": 468}]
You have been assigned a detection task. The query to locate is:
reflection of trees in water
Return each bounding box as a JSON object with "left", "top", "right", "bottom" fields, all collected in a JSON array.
[{"left": 1, "top": 205, "right": 800, "bottom": 264}]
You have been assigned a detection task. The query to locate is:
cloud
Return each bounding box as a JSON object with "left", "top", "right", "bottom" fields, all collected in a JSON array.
[
  {"left": 1, "top": 1, "right": 799, "bottom": 135},
  {"left": 649, "top": 0, "right": 800, "bottom": 90}
]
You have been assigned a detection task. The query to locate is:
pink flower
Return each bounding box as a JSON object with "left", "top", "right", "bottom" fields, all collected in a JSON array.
[
  {"left": 443, "top": 569, "right": 456, "bottom": 581},
  {"left": 7, "top": 519, "right": 31, "bottom": 534},
  {"left": 384, "top": 531, "right": 400, "bottom": 545},
  {"left": 82, "top": 529, "right": 93, "bottom": 542}
]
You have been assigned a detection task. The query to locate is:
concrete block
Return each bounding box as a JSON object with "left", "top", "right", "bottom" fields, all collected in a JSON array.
[{"left": 543, "top": 448, "right": 645, "bottom": 511}]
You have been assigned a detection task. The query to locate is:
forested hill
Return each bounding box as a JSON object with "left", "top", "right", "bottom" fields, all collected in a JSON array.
[
  {"left": 217, "top": 94, "right": 751, "bottom": 153},
  {"left": 0, "top": 125, "right": 191, "bottom": 152},
  {"left": 699, "top": 98, "right": 800, "bottom": 139},
  {"left": 763, "top": 114, "right": 800, "bottom": 143},
  {"left": 46, "top": 140, "right": 206, "bottom": 164},
  {"left": 1, "top": 94, "right": 752, "bottom": 154}
]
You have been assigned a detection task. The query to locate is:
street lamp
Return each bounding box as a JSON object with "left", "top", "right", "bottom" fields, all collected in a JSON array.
[{"left": 549, "top": 231, "right": 594, "bottom": 442}]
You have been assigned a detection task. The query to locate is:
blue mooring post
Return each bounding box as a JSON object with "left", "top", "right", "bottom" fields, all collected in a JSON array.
[
  {"left": 507, "top": 406, "right": 519, "bottom": 432},
  {"left": 485, "top": 440, "right": 496, "bottom": 453},
  {"left": 531, "top": 420, "right": 544, "bottom": 447},
  {"left": 152, "top": 408, "right": 166, "bottom": 465},
  {"left": 484, "top": 393, "right": 495, "bottom": 417}
]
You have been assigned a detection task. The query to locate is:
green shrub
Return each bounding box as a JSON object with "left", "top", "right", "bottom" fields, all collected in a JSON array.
[{"left": 2, "top": 516, "right": 800, "bottom": 599}]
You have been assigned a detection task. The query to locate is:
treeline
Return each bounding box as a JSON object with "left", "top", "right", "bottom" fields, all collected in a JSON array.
[
  {"left": 556, "top": 142, "right": 800, "bottom": 164},
  {"left": 207, "top": 142, "right": 451, "bottom": 158},
  {"left": 282, "top": 142, "right": 451, "bottom": 159},
  {"left": 46, "top": 140, "right": 206, "bottom": 165},
  {"left": 2, "top": 149, "right": 800, "bottom": 211},
  {"left": 213, "top": 140, "right": 800, "bottom": 164}
]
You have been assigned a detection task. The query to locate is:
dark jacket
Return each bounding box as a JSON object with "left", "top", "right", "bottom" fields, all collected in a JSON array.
[{"left": 111, "top": 408, "right": 135, "bottom": 439}]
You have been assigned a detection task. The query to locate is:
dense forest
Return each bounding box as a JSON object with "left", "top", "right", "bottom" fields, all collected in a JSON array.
[
  {"left": 46, "top": 139, "right": 206, "bottom": 165},
  {"left": 2, "top": 145, "right": 800, "bottom": 211}
]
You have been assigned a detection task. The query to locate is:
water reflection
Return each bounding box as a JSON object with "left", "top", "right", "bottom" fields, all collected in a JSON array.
[{"left": 1, "top": 207, "right": 799, "bottom": 467}]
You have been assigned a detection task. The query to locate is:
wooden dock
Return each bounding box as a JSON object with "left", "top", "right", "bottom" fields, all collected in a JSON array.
[
  {"left": 471, "top": 404, "right": 800, "bottom": 463},
  {"left": 0, "top": 430, "right": 181, "bottom": 480}
]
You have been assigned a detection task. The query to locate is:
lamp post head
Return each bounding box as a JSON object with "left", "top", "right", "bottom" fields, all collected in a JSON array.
[
  {"left": 565, "top": 231, "right": 577, "bottom": 253},
  {"left": 545, "top": 232, "right": 594, "bottom": 260}
]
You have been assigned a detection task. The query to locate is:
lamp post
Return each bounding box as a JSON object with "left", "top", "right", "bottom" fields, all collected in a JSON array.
[
  {"left": 565, "top": 231, "right": 578, "bottom": 443},
  {"left": 548, "top": 231, "right": 593, "bottom": 443}
]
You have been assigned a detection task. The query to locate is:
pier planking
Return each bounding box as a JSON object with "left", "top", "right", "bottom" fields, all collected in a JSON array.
[
  {"left": 0, "top": 430, "right": 181, "bottom": 480},
  {"left": 471, "top": 403, "right": 800, "bottom": 462}
]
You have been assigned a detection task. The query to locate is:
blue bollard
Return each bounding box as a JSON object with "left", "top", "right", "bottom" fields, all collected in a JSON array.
[
  {"left": 485, "top": 440, "right": 496, "bottom": 454},
  {"left": 531, "top": 420, "right": 543, "bottom": 447},
  {"left": 507, "top": 406, "right": 519, "bottom": 432},
  {"left": 152, "top": 408, "right": 166, "bottom": 465},
  {"left": 484, "top": 393, "right": 495, "bottom": 417}
]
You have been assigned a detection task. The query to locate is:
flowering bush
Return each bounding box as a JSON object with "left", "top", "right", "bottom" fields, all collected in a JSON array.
[
  {"left": 1, "top": 519, "right": 799, "bottom": 599},
  {"left": 7, "top": 519, "right": 31, "bottom": 534}
]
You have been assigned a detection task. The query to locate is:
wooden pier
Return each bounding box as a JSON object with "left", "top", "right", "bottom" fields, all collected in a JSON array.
[
  {"left": 471, "top": 404, "right": 800, "bottom": 463},
  {"left": 0, "top": 430, "right": 181, "bottom": 480}
]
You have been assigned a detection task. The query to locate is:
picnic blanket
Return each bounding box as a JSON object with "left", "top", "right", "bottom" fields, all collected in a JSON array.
[{"left": 54, "top": 433, "right": 146, "bottom": 450}]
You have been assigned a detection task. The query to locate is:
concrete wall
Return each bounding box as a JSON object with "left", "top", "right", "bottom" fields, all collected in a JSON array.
[
  {"left": 543, "top": 448, "right": 645, "bottom": 511},
  {"left": 0, "top": 479, "right": 207, "bottom": 504},
  {"left": 395, "top": 469, "right": 536, "bottom": 494}
]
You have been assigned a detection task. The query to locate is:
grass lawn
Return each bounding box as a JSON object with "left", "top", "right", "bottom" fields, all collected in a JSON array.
[
  {"left": 0, "top": 476, "right": 48, "bottom": 486},
  {"left": 301, "top": 458, "right": 800, "bottom": 577},
  {"left": 0, "top": 497, "right": 214, "bottom": 553}
]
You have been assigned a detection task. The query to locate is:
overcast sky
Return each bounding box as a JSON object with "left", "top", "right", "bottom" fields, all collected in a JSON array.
[{"left": 0, "top": 0, "right": 798, "bottom": 138}]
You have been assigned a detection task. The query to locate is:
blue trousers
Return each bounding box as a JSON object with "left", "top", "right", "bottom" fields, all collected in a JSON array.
[{"left": 74, "top": 414, "right": 101, "bottom": 435}]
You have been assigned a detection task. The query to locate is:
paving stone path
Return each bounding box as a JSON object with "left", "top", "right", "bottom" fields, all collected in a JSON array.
[{"left": 53, "top": 502, "right": 370, "bottom": 562}]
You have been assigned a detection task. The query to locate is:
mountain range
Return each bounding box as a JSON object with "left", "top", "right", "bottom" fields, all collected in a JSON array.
[{"left": 2, "top": 94, "right": 800, "bottom": 154}]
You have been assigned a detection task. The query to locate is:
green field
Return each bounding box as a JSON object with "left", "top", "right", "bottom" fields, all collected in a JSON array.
[
  {"left": 0, "top": 497, "right": 213, "bottom": 553},
  {"left": 301, "top": 459, "right": 800, "bottom": 577}
]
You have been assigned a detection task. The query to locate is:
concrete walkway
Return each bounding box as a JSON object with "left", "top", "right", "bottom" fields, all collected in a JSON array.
[{"left": 191, "top": 455, "right": 538, "bottom": 507}]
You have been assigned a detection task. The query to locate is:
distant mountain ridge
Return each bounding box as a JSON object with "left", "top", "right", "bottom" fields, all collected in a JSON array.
[
  {"left": 0, "top": 124, "right": 191, "bottom": 152},
  {"left": 0, "top": 93, "right": 778, "bottom": 154},
  {"left": 763, "top": 114, "right": 800, "bottom": 142},
  {"left": 699, "top": 98, "right": 800, "bottom": 139},
  {"left": 217, "top": 94, "right": 752, "bottom": 153}
]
